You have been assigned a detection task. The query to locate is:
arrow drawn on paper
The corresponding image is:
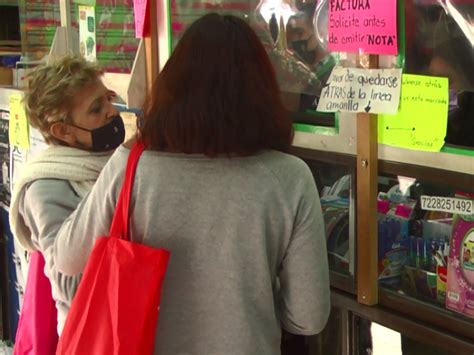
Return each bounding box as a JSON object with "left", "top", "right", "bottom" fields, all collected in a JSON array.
[{"left": 364, "top": 101, "right": 372, "bottom": 113}]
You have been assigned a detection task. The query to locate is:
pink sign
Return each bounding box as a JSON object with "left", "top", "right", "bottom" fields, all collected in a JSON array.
[
  {"left": 328, "top": 0, "right": 398, "bottom": 55},
  {"left": 134, "top": 0, "right": 148, "bottom": 38}
]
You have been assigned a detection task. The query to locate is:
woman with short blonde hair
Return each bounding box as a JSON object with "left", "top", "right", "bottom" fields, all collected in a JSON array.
[
  {"left": 10, "top": 54, "right": 125, "bottom": 354},
  {"left": 24, "top": 56, "right": 103, "bottom": 144}
]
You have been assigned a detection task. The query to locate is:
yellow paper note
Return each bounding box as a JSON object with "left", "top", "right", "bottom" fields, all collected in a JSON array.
[
  {"left": 8, "top": 95, "right": 30, "bottom": 148},
  {"left": 378, "top": 74, "right": 448, "bottom": 152}
]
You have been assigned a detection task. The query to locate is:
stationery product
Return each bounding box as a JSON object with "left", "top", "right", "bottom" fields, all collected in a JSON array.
[
  {"left": 377, "top": 186, "right": 417, "bottom": 280},
  {"left": 377, "top": 217, "right": 409, "bottom": 280},
  {"left": 401, "top": 265, "right": 437, "bottom": 301},
  {"left": 437, "top": 265, "right": 448, "bottom": 305}
]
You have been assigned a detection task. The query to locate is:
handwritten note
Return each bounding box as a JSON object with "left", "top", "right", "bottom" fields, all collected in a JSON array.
[
  {"left": 378, "top": 74, "right": 448, "bottom": 152},
  {"left": 8, "top": 95, "right": 29, "bottom": 149},
  {"left": 134, "top": 0, "right": 149, "bottom": 38},
  {"left": 328, "top": 0, "right": 398, "bottom": 55},
  {"left": 316, "top": 66, "right": 402, "bottom": 114}
]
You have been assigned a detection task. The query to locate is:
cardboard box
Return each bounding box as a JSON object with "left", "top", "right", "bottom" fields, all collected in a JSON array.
[{"left": 0, "top": 67, "right": 13, "bottom": 85}]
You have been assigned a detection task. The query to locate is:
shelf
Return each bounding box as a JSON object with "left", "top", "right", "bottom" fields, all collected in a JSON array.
[
  {"left": 332, "top": 289, "right": 474, "bottom": 354},
  {"left": 289, "top": 146, "right": 357, "bottom": 167},
  {"left": 379, "top": 288, "right": 474, "bottom": 342},
  {"left": 330, "top": 271, "right": 357, "bottom": 295},
  {"left": 379, "top": 159, "right": 474, "bottom": 192}
]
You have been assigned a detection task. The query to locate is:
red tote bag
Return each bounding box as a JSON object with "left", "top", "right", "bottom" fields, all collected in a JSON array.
[{"left": 56, "top": 142, "right": 170, "bottom": 355}]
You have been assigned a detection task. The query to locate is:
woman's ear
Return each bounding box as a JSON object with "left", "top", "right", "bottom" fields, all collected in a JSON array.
[{"left": 50, "top": 122, "right": 76, "bottom": 145}]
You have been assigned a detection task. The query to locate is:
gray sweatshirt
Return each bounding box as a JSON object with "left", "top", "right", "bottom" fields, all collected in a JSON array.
[{"left": 54, "top": 145, "right": 330, "bottom": 355}]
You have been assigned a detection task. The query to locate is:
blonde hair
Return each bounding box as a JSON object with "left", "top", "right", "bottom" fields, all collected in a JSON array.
[{"left": 24, "top": 55, "right": 103, "bottom": 144}]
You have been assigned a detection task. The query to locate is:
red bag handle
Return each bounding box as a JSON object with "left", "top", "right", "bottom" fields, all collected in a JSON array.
[{"left": 109, "top": 142, "right": 146, "bottom": 241}]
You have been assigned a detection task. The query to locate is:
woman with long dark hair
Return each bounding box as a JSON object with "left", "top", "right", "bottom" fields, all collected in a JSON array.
[{"left": 54, "top": 14, "right": 330, "bottom": 354}]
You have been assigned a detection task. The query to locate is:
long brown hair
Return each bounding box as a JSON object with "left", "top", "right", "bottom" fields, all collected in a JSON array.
[{"left": 140, "top": 13, "right": 293, "bottom": 156}]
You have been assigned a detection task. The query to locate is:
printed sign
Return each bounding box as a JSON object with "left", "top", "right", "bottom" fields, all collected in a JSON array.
[
  {"left": 134, "top": 0, "right": 149, "bottom": 38},
  {"left": 420, "top": 196, "right": 473, "bottom": 215},
  {"left": 328, "top": 0, "right": 398, "bottom": 55},
  {"left": 378, "top": 74, "right": 448, "bottom": 152},
  {"left": 316, "top": 66, "right": 402, "bottom": 114},
  {"left": 8, "top": 95, "right": 29, "bottom": 149},
  {"left": 78, "top": 5, "right": 96, "bottom": 61}
]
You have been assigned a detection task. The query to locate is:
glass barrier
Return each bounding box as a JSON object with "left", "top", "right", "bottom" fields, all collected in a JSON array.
[
  {"left": 169, "top": 0, "right": 337, "bottom": 127},
  {"left": 304, "top": 160, "right": 355, "bottom": 277},
  {"left": 403, "top": 0, "right": 474, "bottom": 149},
  {"left": 377, "top": 173, "right": 474, "bottom": 321}
]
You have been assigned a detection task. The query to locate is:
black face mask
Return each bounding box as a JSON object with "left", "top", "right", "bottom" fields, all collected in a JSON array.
[
  {"left": 71, "top": 115, "right": 126, "bottom": 152},
  {"left": 292, "top": 39, "right": 317, "bottom": 65}
]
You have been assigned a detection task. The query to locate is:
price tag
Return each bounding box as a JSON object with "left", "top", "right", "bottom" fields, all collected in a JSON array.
[{"left": 420, "top": 196, "right": 474, "bottom": 215}]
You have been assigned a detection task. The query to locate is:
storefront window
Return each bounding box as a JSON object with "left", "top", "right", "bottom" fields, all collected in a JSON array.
[
  {"left": 11, "top": 0, "right": 140, "bottom": 73},
  {"left": 403, "top": 1, "right": 474, "bottom": 149},
  {"left": 169, "top": 0, "right": 337, "bottom": 128},
  {"left": 377, "top": 173, "right": 474, "bottom": 320},
  {"left": 18, "top": 0, "right": 61, "bottom": 60},
  {"left": 71, "top": 0, "right": 139, "bottom": 73}
]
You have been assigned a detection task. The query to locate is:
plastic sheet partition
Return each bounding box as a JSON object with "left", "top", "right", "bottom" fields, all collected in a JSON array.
[
  {"left": 253, "top": 0, "right": 338, "bottom": 127},
  {"left": 403, "top": 0, "right": 474, "bottom": 148},
  {"left": 169, "top": 0, "right": 337, "bottom": 127},
  {"left": 71, "top": 0, "right": 139, "bottom": 73},
  {"left": 254, "top": 0, "right": 336, "bottom": 112}
]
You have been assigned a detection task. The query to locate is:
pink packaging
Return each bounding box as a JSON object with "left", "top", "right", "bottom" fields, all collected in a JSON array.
[{"left": 446, "top": 214, "right": 474, "bottom": 319}]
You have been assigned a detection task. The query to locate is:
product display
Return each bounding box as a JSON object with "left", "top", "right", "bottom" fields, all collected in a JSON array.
[
  {"left": 378, "top": 175, "right": 474, "bottom": 321},
  {"left": 376, "top": 188, "right": 415, "bottom": 281}
]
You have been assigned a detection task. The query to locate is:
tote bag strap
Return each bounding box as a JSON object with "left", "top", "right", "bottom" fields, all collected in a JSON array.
[{"left": 109, "top": 141, "right": 146, "bottom": 241}]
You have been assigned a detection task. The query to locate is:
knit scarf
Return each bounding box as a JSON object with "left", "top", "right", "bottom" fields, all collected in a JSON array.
[{"left": 9, "top": 145, "right": 112, "bottom": 251}]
